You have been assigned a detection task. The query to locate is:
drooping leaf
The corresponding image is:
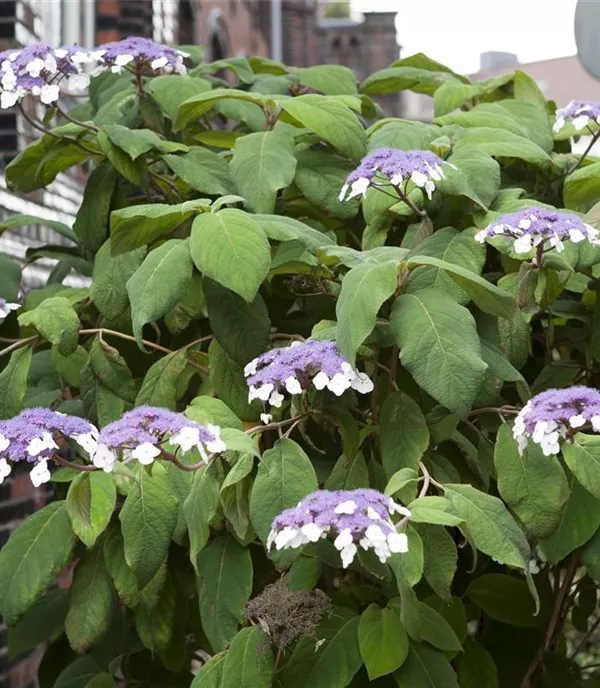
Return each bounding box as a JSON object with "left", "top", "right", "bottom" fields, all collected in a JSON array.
[
  {"left": 163, "top": 147, "right": 235, "bottom": 196},
  {"left": 336, "top": 261, "right": 398, "bottom": 365},
  {"left": 19, "top": 297, "right": 80, "bottom": 355},
  {"left": 391, "top": 289, "right": 487, "bottom": 415},
  {"left": 358, "top": 603, "right": 409, "bottom": 679},
  {"left": 495, "top": 424, "right": 569, "bottom": 537},
  {"left": 119, "top": 463, "right": 179, "bottom": 587},
  {"left": 230, "top": 128, "right": 297, "bottom": 213},
  {"left": 419, "top": 602, "right": 463, "bottom": 651},
  {"left": 466, "top": 574, "right": 542, "bottom": 627},
  {"left": 457, "top": 641, "right": 499, "bottom": 688},
  {"left": 88, "top": 336, "right": 137, "bottom": 404},
  {"left": 295, "top": 64, "right": 358, "bottom": 95},
  {"left": 196, "top": 535, "right": 253, "bottom": 652},
  {"left": 191, "top": 210, "right": 270, "bottom": 302},
  {"left": 183, "top": 460, "right": 222, "bottom": 566},
  {"left": 66, "top": 472, "right": 116, "bottom": 548},
  {"left": 91, "top": 241, "right": 145, "bottom": 320},
  {"left": 190, "top": 653, "right": 226, "bottom": 688},
  {"left": 562, "top": 433, "right": 600, "bottom": 501},
  {"left": 149, "top": 74, "right": 212, "bottom": 120},
  {"left": 417, "top": 524, "right": 457, "bottom": 602},
  {"left": 454, "top": 127, "right": 552, "bottom": 166},
  {"left": 380, "top": 391, "right": 430, "bottom": 476},
  {"left": 253, "top": 213, "right": 335, "bottom": 253},
  {"left": 135, "top": 349, "right": 188, "bottom": 410},
  {"left": 0, "top": 501, "right": 76, "bottom": 625},
  {"left": 127, "top": 238, "right": 193, "bottom": 349},
  {"left": 393, "top": 642, "right": 459, "bottom": 687},
  {"left": 209, "top": 339, "right": 262, "bottom": 421},
  {"left": 73, "top": 162, "right": 118, "bottom": 253},
  {"left": 0, "top": 346, "right": 32, "bottom": 419}
]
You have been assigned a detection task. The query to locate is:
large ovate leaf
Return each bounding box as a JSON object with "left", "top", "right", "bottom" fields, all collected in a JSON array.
[
  {"left": 19, "top": 297, "right": 80, "bottom": 355},
  {"left": 119, "top": 463, "right": 179, "bottom": 587},
  {"left": 196, "top": 535, "right": 253, "bottom": 652},
  {"left": 358, "top": 603, "right": 408, "bottom": 679},
  {"left": 91, "top": 241, "right": 145, "bottom": 319},
  {"left": 435, "top": 147, "right": 501, "bottom": 210},
  {"left": 127, "top": 238, "right": 193, "bottom": 349},
  {"left": 0, "top": 346, "right": 32, "bottom": 419},
  {"left": 220, "top": 627, "right": 273, "bottom": 686},
  {"left": 391, "top": 288, "right": 487, "bottom": 415},
  {"left": 183, "top": 460, "right": 222, "bottom": 566},
  {"left": 562, "top": 433, "right": 600, "bottom": 501},
  {"left": 494, "top": 424, "right": 569, "bottom": 538},
  {"left": 0, "top": 501, "right": 75, "bottom": 625},
  {"left": 88, "top": 336, "right": 137, "bottom": 404},
  {"left": 466, "top": 574, "right": 541, "bottom": 627},
  {"left": 393, "top": 642, "right": 459, "bottom": 687},
  {"left": 418, "top": 524, "right": 457, "bottom": 602},
  {"left": 454, "top": 127, "right": 552, "bottom": 166},
  {"left": 209, "top": 339, "right": 262, "bottom": 421},
  {"left": 380, "top": 391, "right": 430, "bottom": 476},
  {"left": 278, "top": 94, "right": 366, "bottom": 160},
  {"left": 149, "top": 74, "right": 212, "bottom": 120},
  {"left": 295, "top": 64, "right": 358, "bottom": 95},
  {"left": 361, "top": 66, "right": 458, "bottom": 96},
  {"left": 230, "top": 128, "right": 297, "bottom": 213},
  {"left": 163, "top": 147, "right": 234, "bottom": 196},
  {"left": 565, "top": 162, "right": 600, "bottom": 212},
  {"left": 175, "top": 88, "right": 266, "bottom": 130},
  {"left": 66, "top": 472, "right": 116, "bottom": 548},
  {"left": 336, "top": 261, "right": 398, "bottom": 365},
  {"left": 135, "top": 349, "right": 188, "bottom": 410},
  {"left": 253, "top": 213, "right": 335, "bottom": 253},
  {"left": 191, "top": 209, "right": 270, "bottom": 302},
  {"left": 73, "top": 162, "right": 118, "bottom": 253},
  {"left": 458, "top": 642, "right": 499, "bottom": 688}
]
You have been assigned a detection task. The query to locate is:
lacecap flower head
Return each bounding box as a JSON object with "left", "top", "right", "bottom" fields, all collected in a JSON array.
[
  {"left": 94, "top": 405, "right": 226, "bottom": 471},
  {"left": 553, "top": 100, "right": 600, "bottom": 134},
  {"left": 339, "top": 147, "right": 453, "bottom": 202},
  {"left": 0, "top": 44, "right": 93, "bottom": 109},
  {"left": 268, "top": 489, "right": 410, "bottom": 568},
  {"left": 513, "top": 386, "right": 600, "bottom": 456},
  {"left": 475, "top": 207, "right": 600, "bottom": 254},
  {"left": 94, "top": 37, "right": 188, "bottom": 75},
  {"left": 244, "top": 339, "right": 373, "bottom": 423},
  {"left": 0, "top": 408, "right": 98, "bottom": 487}
]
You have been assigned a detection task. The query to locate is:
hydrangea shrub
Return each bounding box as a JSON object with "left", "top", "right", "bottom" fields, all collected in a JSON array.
[{"left": 1, "top": 39, "right": 600, "bottom": 688}]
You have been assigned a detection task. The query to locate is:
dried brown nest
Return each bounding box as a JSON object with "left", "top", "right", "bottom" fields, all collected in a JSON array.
[{"left": 244, "top": 579, "right": 332, "bottom": 650}]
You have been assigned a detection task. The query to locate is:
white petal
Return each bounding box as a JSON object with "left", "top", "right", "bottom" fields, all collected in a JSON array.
[
  {"left": 573, "top": 114, "right": 590, "bottom": 131},
  {"left": 131, "top": 442, "right": 161, "bottom": 465},
  {"left": 0, "top": 457, "right": 11, "bottom": 482},
  {"left": 151, "top": 56, "right": 169, "bottom": 69},
  {"left": 327, "top": 373, "right": 351, "bottom": 396},
  {"left": 340, "top": 542, "right": 357, "bottom": 568},
  {"left": 269, "top": 390, "right": 284, "bottom": 407},
  {"left": 338, "top": 183, "right": 349, "bottom": 202},
  {"left": 1, "top": 90, "right": 19, "bottom": 108},
  {"left": 285, "top": 376, "right": 302, "bottom": 395},
  {"left": 169, "top": 426, "right": 200, "bottom": 452},
  {"left": 301, "top": 523, "right": 323, "bottom": 542},
  {"left": 334, "top": 500, "right": 357, "bottom": 515},
  {"left": 334, "top": 528, "right": 353, "bottom": 551},
  {"left": 569, "top": 414, "right": 586, "bottom": 428},
  {"left": 411, "top": 171, "right": 428, "bottom": 188},
  {"left": 260, "top": 413, "right": 273, "bottom": 425},
  {"left": 115, "top": 54, "right": 134, "bottom": 67},
  {"left": 30, "top": 460, "right": 51, "bottom": 487},
  {"left": 513, "top": 234, "right": 533, "bottom": 254},
  {"left": 350, "top": 371, "right": 373, "bottom": 394},
  {"left": 312, "top": 371, "right": 329, "bottom": 390},
  {"left": 388, "top": 531, "right": 409, "bottom": 553},
  {"left": 569, "top": 228, "right": 586, "bottom": 243},
  {"left": 244, "top": 359, "right": 258, "bottom": 377},
  {"left": 40, "top": 84, "right": 60, "bottom": 104}
]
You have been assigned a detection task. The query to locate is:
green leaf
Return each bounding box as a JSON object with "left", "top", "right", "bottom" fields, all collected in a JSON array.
[
  {"left": 280, "top": 613, "right": 362, "bottom": 688},
  {"left": 88, "top": 336, "right": 137, "bottom": 404},
  {"left": 381, "top": 391, "right": 430, "bottom": 476},
  {"left": 294, "top": 149, "right": 359, "bottom": 220},
  {"left": 335, "top": 261, "right": 398, "bottom": 365},
  {"left": 204, "top": 278, "right": 270, "bottom": 366},
  {"left": 163, "top": 147, "right": 235, "bottom": 196},
  {"left": 7, "top": 587, "right": 68, "bottom": 659},
  {"left": 390, "top": 525, "right": 424, "bottom": 588},
  {"left": 188, "top": 396, "right": 243, "bottom": 431},
  {"left": 393, "top": 642, "right": 459, "bottom": 687},
  {"left": 119, "top": 463, "right": 179, "bottom": 587},
  {"left": 392, "top": 53, "right": 470, "bottom": 83},
  {"left": 325, "top": 453, "right": 369, "bottom": 490},
  {"left": 406, "top": 227, "right": 485, "bottom": 305},
  {"left": 480, "top": 338, "right": 524, "bottom": 383},
  {"left": 295, "top": 65, "right": 357, "bottom": 95},
  {"left": 209, "top": 339, "right": 261, "bottom": 421},
  {"left": 52, "top": 656, "right": 102, "bottom": 688},
  {"left": 457, "top": 642, "right": 498, "bottom": 688},
  {"left": 175, "top": 88, "right": 266, "bottom": 130},
  {"left": 0, "top": 346, "right": 32, "bottom": 419},
  {"left": 406, "top": 255, "right": 517, "bottom": 319},
  {"left": 191, "top": 209, "right": 270, "bottom": 302},
  {"left": 19, "top": 297, "right": 80, "bottom": 355},
  {"left": 454, "top": 127, "right": 552, "bottom": 166},
  {"left": 135, "top": 349, "right": 188, "bottom": 410},
  {"left": 73, "top": 162, "right": 118, "bottom": 253},
  {"left": 249, "top": 438, "right": 318, "bottom": 560},
  {"left": 278, "top": 95, "right": 366, "bottom": 160},
  {"left": 66, "top": 472, "right": 116, "bottom": 548},
  {"left": 253, "top": 213, "right": 335, "bottom": 253},
  {"left": 197, "top": 535, "right": 253, "bottom": 652},
  {"left": 419, "top": 602, "right": 463, "bottom": 651},
  {"left": 466, "top": 574, "right": 541, "bottom": 627},
  {"left": 418, "top": 524, "right": 457, "bottom": 602},
  {"left": 183, "top": 460, "right": 222, "bottom": 566},
  {"left": 149, "top": 74, "right": 212, "bottom": 120},
  {"left": 540, "top": 472, "right": 600, "bottom": 564},
  {"left": 65, "top": 544, "right": 115, "bottom": 653},
  {"left": 127, "top": 238, "right": 193, "bottom": 349},
  {"left": 52, "top": 343, "right": 87, "bottom": 388},
  {"left": 220, "top": 627, "right": 273, "bottom": 687},
  {"left": 102, "top": 124, "right": 164, "bottom": 159},
  {"left": 97, "top": 130, "right": 147, "bottom": 187},
  {"left": 494, "top": 424, "right": 569, "bottom": 537},
  {"left": 230, "top": 129, "right": 297, "bottom": 213},
  {"left": 444, "top": 484, "right": 531, "bottom": 570},
  {"left": 103, "top": 526, "right": 140, "bottom": 609},
  {"left": 135, "top": 573, "right": 176, "bottom": 652},
  {"left": 390, "top": 289, "right": 487, "bottom": 415},
  {"left": 0, "top": 501, "right": 75, "bottom": 625},
  {"left": 0, "top": 213, "right": 76, "bottom": 244},
  {"left": 358, "top": 603, "right": 409, "bottom": 679},
  {"left": 110, "top": 202, "right": 195, "bottom": 255},
  {"left": 565, "top": 162, "right": 600, "bottom": 212},
  {"left": 361, "top": 66, "right": 459, "bottom": 96},
  {"left": 190, "top": 653, "right": 225, "bottom": 688},
  {"left": 6, "top": 125, "right": 94, "bottom": 193},
  {"left": 563, "top": 433, "right": 600, "bottom": 501},
  {"left": 408, "top": 496, "right": 464, "bottom": 527},
  {"left": 435, "top": 147, "right": 501, "bottom": 210}
]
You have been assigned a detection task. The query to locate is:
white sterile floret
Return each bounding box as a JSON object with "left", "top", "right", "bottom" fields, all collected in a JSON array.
[
  {"left": 301, "top": 523, "right": 324, "bottom": 542},
  {"left": 553, "top": 117, "right": 565, "bottom": 133},
  {"left": 244, "top": 360, "right": 258, "bottom": 377},
  {"left": 269, "top": 390, "right": 284, "bottom": 407},
  {"left": 151, "top": 56, "right": 169, "bottom": 69},
  {"left": 569, "top": 414, "right": 586, "bottom": 428},
  {"left": 285, "top": 376, "right": 303, "bottom": 395},
  {"left": 131, "top": 442, "right": 161, "bottom": 465},
  {"left": 388, "top": 498, "right": 412, "bottom": 517},
  {"left": 350, "top": 372, "right": 374, "bottom": 394},
  {"left": 30, "top": 459, "right": 51, "bottom": 487},
  {"left": 169, "top": 425, "right": 200, "bottom": 452},
  {"left": 0, "top": 90, "right": 18, "bottom": 108},
  {"left": 0, "top": 458, "right": 10, "bottom": 483},
  {"left": 424, "top": 180, "right": 435, "bottom": 199},
  {"left": 573, "top": 114, "right": 590, "bottom": 131},
  {"left": 513, "top": 235, "right": 533, "bottom": 254},
  {"left": 115, "top": 54, "right": 134, "bottom": 67},
  {"left": 334, "top": 528, "right": 353, "bottom": 551},
  {"left": 592, "top": 415, "right": 600, "bottom": 432},
  {"left": 40, "top": 84, "right": 59, "bottom": 104},
  {"left": 73, "top": 430, "right": 99, "bottom": 455},
  {"left": 67, "top": 73, "right": 89, "bottom": 92},
  {"left": 254, "top": 383, "right": 274, "bottom": 402},
  {"left": 1, "top": 69, "right": 16, "bottom": 90},
  {"left": 274, "top": 526, "right": 300, "bottom": 550},
  {"left": 569, "top": 228, "right": 586, "bottom": 243},
  {"left": 327, "top": 373, "right": 352, "bottom": 396},
  {"left": 346, "top": 177, "right": 370, "bottom": 200},
  {"left": 340, "top": 542, "right": 357, "bottom": 568},
  {"left": 411, "top": 171, "right": 428, "bottom": 187},
  {"left": 205, "top": 425, "right": 227, "bottom": 453},
  {"left": 0, "top": 433, "right": 9, "bottom": 452},
  {"left": 388, "top": 531, "right": 409, "bottom": 553},
  {"left": 334, "top": 500, "right": 357, "bottom": 515},
  {"left": 529, "top": 559, "right": 540, "bottom": 575},
  {"left": 27, "top": 432, "right": 58, "bottom": 457},
  {"left": 367, "top": 507, "right": 382, "bottom": 520},
  {"left": 312, "top": 371, "right": 329, "bottom": 390},
  {"left": 92, "top": 443, "right": 117, "bottom": 472},
  {"left": 25, "top": 57, "right": 45, "bottom": 77},
  {"left": 260, "top": 413, "right": 272, "bottom": 425}
]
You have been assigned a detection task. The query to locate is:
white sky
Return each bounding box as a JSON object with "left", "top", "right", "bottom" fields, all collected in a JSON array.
[{"left": 352, "top": 0, "right": 579, "bottom": 75}]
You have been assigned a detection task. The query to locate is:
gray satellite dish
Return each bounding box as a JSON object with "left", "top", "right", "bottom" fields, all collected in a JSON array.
[{"left": 575, "top": 0, "right": 600, "bottom": 79}]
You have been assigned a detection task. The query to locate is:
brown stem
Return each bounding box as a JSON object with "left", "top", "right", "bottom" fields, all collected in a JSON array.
[
  {"left": 392, "top": 184, "right": 427, "bottom": 217},
  {"left": 468, "top": 406, "right": 519, "bottom": 417},
  {"left": 53, "top": 454, "right": 96, "bottom": 472},
  {"left": 0, "top": 335, "right": 38, "bottom": 357},
  {"left": 54, "top": 103, "right": 98, "bottom": 132},
  {"left": 533, "top": 241, "right": 545, "bottom": 269},
  {"left": 520, "top": 555, "right": 579, "bottom": 688},
  {"left": 569, "top": 614, "right": 600, "bottom": 659},
  {"left": 568, "top": 129, "right": 600, "bottom": 176},
  {"left": 17, "top": 103, "right": 99, "bottom": 156}
]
